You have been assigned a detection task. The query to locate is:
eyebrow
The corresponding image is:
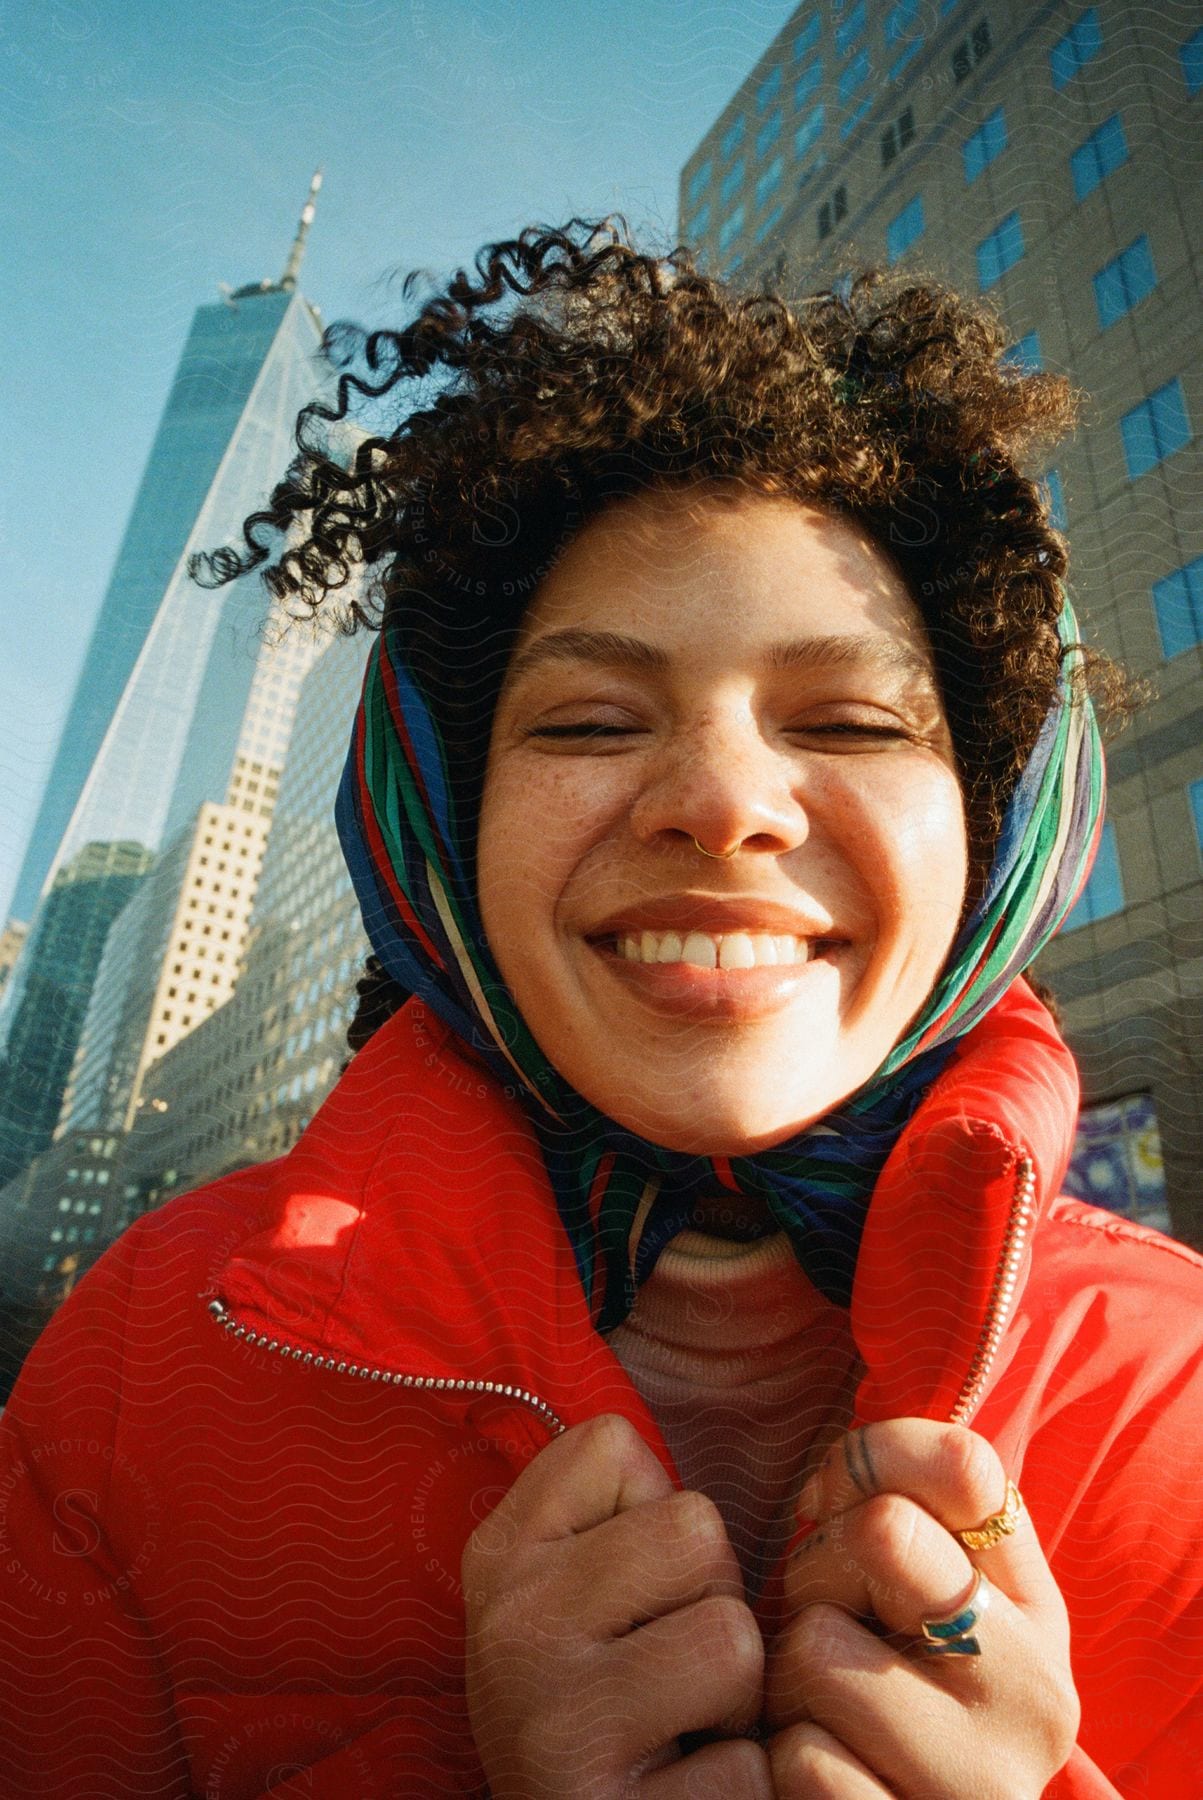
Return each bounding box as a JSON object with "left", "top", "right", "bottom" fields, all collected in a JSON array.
[{"left": 503, "top": 627, "right": 937, "bottom": 688}]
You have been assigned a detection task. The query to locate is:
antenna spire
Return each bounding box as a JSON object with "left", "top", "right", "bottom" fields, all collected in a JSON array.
[{"left": 280, "top": 169, "right": 322, "bottom": 291}]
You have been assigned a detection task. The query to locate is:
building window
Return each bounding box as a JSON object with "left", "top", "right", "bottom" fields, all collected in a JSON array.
[
  {"left": 976, "top": 211, "right": 1024, "bottom": 289},
  {"left": 1182, "top": 24, "right": 1203, "bottom": 93},
  {"left": 718, "top": 202, "right": 746, "bottom": 252},
  {"left": 757, "top": 64, "right": 782, "bottom": 112},
  {"left": 886, "top": 194, "right": 925, "bottom": 264},
  {"left": 756, "top": 110, "right": 782, "bottom": 157},
  {"left": 1070, "top": 114, "right": 1128, "bottom": 201},
  {"left": 1062, "top": 820, "right": 1124, "bottom": 931},
  {"left": 951, "top": 19, "right": 991, "bottom": 81},
  {"left": 755, "top": 156, "right": 783, "bottom": 209},
  {"left": 721, "top": 115, "right": 745, "bottom": 161},
  {"left": 1050, "top": 7, "right": 1100, "bottom": 88},
  {"left": 795, "top": 55, "right": 823, "bottom": 108},
  {"left": 687, "top": 159, "right": 712, "bottom": 210},
  {"left": 889, "top": 35, "right": 924, "bottom": 78},
  {"left": 687, "top": 202, "right": 711, "bottom": 240},
  {"left": 1001, "top": 330, "right": 1042, "bottom": 374},
  {"left": 836, "top": 0, "right": 866, "bottom": 57},
  {"left": 963, "top": 105, "right": 1007, "bottom": 182},
  {"left": 1121, "top": 379, "right": 1192, "bottom": 479},
  {"left": 795, "top": 101, "right": 826, "bottom": 159},
  {"left": 881, "top": 106, "right": 916, "bottom": 166},
  {"left": 793, "top": 14, "right": 821, "bottom": 59},
  {"left": 818, "top": 186, "right": 848, "bottom": 240},
  {"left": 1041, "top": 468, "right": 1068, "bottom": 532},
  {"left": 720, "top": 158, "right": 745, "bottom": 205},
  {"left": 1093, "top": 236, "right": 1158, "bottom": 329},
  {"left": 838, "top": 47, "right": 870, "bottom": 105},
  {"left": 756, "top": 206, "right": 785, "bottom": 250},
  {"left": 1152, "top": 555, "right": 1203, "bottom": 658}
]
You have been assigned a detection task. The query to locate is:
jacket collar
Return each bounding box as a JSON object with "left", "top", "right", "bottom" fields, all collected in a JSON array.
[{"left": 208, "top": 978, "right": 1077, "bottom": 1446}]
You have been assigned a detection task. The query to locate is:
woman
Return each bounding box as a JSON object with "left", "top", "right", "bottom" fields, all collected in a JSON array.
[{"left": 2, "top": 220, "right": 1201, "bottom": 1798}]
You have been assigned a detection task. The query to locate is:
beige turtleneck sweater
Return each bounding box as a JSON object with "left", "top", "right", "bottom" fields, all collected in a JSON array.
[{"left": 606, "top": 1228, "right": 864, "bottom": 1605}]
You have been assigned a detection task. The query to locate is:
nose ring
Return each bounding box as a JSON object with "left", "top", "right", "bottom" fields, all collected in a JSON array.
[{"left": 692, "top": 835, "right": 739, "bottom": 860}]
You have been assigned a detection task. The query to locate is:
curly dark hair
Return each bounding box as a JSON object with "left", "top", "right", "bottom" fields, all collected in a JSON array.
[{"left": 193, "top": 214, "right": 1136, "bottom": 1058}]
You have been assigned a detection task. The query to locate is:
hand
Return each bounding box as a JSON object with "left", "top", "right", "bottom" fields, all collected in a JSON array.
[
  {"left": 762, "top": 1420, "right": 1080, "bottom": 1798},
  {"left": 461, "top": 1411, "right": 774, "bottom": 1798}
]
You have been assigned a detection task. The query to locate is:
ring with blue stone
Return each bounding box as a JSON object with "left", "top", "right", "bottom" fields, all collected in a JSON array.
[{"left": 919, "top": 1568, "right": 992, "bottom": 1656}]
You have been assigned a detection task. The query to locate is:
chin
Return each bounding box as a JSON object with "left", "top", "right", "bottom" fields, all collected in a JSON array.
[{"left": 605, "top": 1094, "right": 828, "bottom": 1158}]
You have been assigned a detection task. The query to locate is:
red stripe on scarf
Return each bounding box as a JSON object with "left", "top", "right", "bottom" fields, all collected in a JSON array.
[{"left": 354, "top": 705, "right": 445, "bottom": 970}]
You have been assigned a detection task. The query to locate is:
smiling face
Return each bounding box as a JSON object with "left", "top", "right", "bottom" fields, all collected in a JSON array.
[{"left": 476, "top": 483, "right": 969, "bottom": 1158}]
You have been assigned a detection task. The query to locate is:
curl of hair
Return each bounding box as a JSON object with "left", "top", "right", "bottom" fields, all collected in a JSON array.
[{"left": 191, "top": 215, "right": 1140, "bottom": 1057}]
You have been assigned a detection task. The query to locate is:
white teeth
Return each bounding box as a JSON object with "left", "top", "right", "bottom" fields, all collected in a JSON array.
[
  {"left": 615, "top": 930, "right": 817, "bottom": 967},
  {"left": 681, "top": 932, "right": 717, "bottom": 968},
  {"left": 719, "top": 933, "right": 756, "bottom": 970}
]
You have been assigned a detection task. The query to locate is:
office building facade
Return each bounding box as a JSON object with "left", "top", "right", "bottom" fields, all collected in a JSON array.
[
  {"left": 0, "top": 842, "right": 152, "bottom": 1189},
  {"left": 679, "top": 1, "right": 1202, "bottom": 1243},
  {"left": 122, "top": 627, "right": 372, "bottom": 1213},
  {"left": 0, "top": 183, "right": 333, "bottom": 1189}
]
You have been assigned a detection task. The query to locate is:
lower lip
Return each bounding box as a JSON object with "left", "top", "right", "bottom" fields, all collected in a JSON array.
[{"left": 588, "top": 941, "right": 845, "bottom": 1021}]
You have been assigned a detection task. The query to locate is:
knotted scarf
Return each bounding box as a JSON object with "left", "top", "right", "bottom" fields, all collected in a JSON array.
[{"left": 335, "top": 587, "right": 1103, "bottom": 1330}]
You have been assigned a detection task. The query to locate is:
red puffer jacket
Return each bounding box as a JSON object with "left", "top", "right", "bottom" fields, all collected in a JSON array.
[{"left": 2, "top": 980, "right": 1201, "bottom": 1798}]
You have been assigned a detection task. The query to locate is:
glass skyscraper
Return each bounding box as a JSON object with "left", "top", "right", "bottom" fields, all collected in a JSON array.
[{"left": 0, "top": 177, "right": 332, "bottom": 1182}]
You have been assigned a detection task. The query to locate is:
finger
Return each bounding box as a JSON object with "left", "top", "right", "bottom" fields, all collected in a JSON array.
[
  {"left": 764, "top": 1601, "right": 998, "bottom": 1800},
  {"left": 782, "top": 1493, "right": 1017, "bottom": 1660},
  {"left": 641, "top": 1734, "right": 773, "bottom": 1798},
  {"left": 768, "top": 1720, "right": 894, "bottom": 1798},
  {"left": 466, "top": 1412, "right": 673, "bottom": 1566},
  {"left": 615, "top": 1591, "right": 767, "bottom": 1755},
  {"left": 553, "top": 1488, "right": 745, "bottom": 1640},
  {"left": 794, "top": 1419, "right": 1057, "bottom": 1615}
]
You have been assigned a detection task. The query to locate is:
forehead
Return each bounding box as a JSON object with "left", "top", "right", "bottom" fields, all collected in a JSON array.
[{"left": 510, "top": 485, "right": 931, "bottom": 661}]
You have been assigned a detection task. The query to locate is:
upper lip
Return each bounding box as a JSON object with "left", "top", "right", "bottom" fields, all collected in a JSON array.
[{"left": 585, "top": 895, "right": 844, "bottom": 942}]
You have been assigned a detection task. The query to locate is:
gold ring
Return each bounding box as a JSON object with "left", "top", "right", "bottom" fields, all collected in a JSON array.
[
  {"left": 691, "top": 836, "right": 739, "bottom": 859},
  {"left": 954, "top": 1479, "right": 1025, "bottom": 1552}
]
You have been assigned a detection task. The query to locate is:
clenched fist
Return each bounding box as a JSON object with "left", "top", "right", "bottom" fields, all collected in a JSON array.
[{"left": 461, "top": 1411, "right": 774, "bottom": 1798}]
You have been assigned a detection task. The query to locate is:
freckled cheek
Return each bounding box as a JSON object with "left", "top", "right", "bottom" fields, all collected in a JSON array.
[{"left": 481, "top": 764, "right": 629, "bottom": 932}]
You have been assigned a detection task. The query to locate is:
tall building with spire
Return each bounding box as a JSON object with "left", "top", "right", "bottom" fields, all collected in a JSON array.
[{"left": 0, "top": 176, "right": 332, "bottom": 1188}]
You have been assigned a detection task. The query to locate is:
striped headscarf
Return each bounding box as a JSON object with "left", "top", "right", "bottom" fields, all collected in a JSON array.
[{"left": 336, "top": 587, "right": 1104, "bottom": 1330}]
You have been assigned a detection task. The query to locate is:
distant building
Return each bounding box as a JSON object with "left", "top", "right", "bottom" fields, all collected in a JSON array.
[
  {"left": 0, "top": 922, "right": 26, "bottom": 1004},
  {"left": 3, "top": 173, "right": 327, "bottom": 930},
  {"left": 57, "top": 623, "right": 324, "bottom": 1140},
  {"left": 124, "top": 628, "right": 373, "bottom": 1209},
  {"left": 0, "top": 842, "right": 152, "bottom": 1188},
  {"left": 680, "top": 3, "right": 1202, "bottom": 1245},
  {"left": 0, "top": 177, "right": 332, "bottom": 1188}
]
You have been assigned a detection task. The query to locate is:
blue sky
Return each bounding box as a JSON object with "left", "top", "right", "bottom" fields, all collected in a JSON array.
[{"left": 1, "top": 0, "right": 800, "bottom": 923}]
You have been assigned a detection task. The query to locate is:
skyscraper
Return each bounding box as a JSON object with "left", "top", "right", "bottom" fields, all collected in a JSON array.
[
  {"left": 679, "top": 3, "right": 1202, "bottom": 1244},
  {"left": 0, "top": 842, "right": 152, "bottom": 1187},
  {"left": 0, "top": 175, "right": 332, "bottom": 1184}
]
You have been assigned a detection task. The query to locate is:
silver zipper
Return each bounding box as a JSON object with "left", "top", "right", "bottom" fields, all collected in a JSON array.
[
  {"left": 207, "top": 1151, "right": 1036, "bottom": 1444},
  {"left": 947, "top": 1152, "right": 1038, "bottom": 1427},
  {"left": 205, "top": 1296, "right": 568, "bottom": 1438}
]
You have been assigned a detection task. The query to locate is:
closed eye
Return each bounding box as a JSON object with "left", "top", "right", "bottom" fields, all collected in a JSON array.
[
  {"left": 527, "top": 723, "right": 638, "bottom": 739},
  {"left": 796, "top": 722, "right": 909, "bottom": 739}
]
